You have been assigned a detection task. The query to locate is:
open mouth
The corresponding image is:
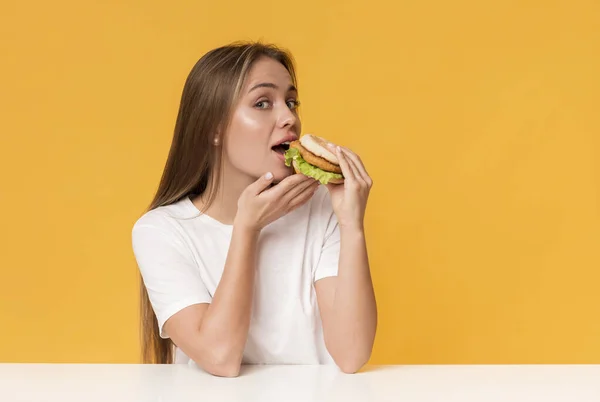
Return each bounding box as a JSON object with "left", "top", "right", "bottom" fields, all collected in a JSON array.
[{"left": 271, "top": 141, "right": 290, "bottom": 155}]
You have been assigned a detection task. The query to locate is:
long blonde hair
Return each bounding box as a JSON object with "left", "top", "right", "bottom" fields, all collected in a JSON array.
[{"left": 137, "top": 41, "right": 298, "bottom": 364}]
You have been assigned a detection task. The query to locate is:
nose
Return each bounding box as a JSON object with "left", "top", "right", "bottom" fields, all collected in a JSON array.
[{"left": 278, "top": 103, "right": 298, "bottom": 129}]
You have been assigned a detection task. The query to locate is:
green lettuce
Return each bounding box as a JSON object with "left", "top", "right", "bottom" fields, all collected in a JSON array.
[{"left": 284, "top": 147, "right": 343, "bottom": 185}]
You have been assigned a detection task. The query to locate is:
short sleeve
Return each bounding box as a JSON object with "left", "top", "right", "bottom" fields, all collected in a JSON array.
[
  {"left": 132, "top": 223, "right": 212, "bottom": 339},
  {"left": 313, "top": 190, "right": 340, "bottom": 282}
]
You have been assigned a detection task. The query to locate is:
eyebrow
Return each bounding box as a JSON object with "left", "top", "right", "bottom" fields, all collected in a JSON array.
[{"left": 248, "top": 82, "right": 297, "bottom": 94}]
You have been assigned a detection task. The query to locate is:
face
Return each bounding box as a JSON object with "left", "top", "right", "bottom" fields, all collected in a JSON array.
[{"left": 221, "top": 56, "right": 301, "bottom": 184}]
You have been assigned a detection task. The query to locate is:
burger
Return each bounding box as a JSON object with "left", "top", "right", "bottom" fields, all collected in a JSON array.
[{"left": 284, "top": 134, "right": 344, "bottom": 184}]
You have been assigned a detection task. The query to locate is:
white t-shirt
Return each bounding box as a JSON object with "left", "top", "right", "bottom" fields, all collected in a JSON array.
[{"left": 131, "top": 186, "right": 340, "bottom": 366}]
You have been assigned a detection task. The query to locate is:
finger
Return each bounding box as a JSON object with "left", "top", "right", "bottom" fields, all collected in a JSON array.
[
  {"left": 286, "top": 181, "right": 319, "bottom": 210},
  {"left": 340, "top": 147, "right": 367, "bottom": 175},
  {"left": 340, "top": 147, "right": 372, "bottom": 187},
  {"left": 284, "top": 180, "right": 319, "bottom": 207},
  {"left": 280, "top": 177, "right": 318, "bottom": 203},
  {"left": 260, "top": 173, "right": 312, "bottom": 199},
  {"left": 248, "top": 172, "right": 276, "bottom": 195},
  {"left": 335, "top": 146, "right": 356, "bottom": 181},
  {"left": 338, "top": 147, "right": 362, "bottom": 184},
  {"left": 345, "top": 154, "right": 364, "bottom": 184}
]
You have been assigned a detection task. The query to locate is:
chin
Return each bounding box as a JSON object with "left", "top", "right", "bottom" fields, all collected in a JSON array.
[{"left": 272, "top": 166, "right": 294, "bottom": 183}]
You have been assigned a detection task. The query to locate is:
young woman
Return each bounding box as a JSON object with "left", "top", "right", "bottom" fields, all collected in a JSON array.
[{"left": 131, "top": 41, "right": 377, "bottom": 377}]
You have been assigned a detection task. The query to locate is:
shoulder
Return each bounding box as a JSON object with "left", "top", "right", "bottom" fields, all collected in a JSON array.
[
  {"left": 131, "top": 196, "right": 201, "bottom": 252},
  {"left": 132, "top": 196, "right": 199, "bottom": 234},
  {"left": 132, "top": 210, "right": 175, "bottom": 244}
]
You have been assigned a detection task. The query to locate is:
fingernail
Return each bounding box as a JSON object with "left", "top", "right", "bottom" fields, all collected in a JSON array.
[
  {"left": 336, "top": 145, "right": 341, "bottom": 152},
  {"left": 265, "top": 172, "right": 273, "bottom": 180}
]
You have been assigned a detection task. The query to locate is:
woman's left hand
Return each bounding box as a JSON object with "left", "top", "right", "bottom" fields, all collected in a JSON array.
[{"left": 325, "top": 144, "right": 373, "bottom": 231}]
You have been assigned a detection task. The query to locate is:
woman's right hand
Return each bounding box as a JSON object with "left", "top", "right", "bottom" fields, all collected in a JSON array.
[{"left": 234, "top": 172, "right": 319, "bottom": 232}]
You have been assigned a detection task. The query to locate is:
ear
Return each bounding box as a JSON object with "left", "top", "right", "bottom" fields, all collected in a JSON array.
[
  {"left": 213, "top": 125, "right": 224, "bottom": 146},
  {"left": 212, "top": 129, "right": 221, "bottom": 146}
]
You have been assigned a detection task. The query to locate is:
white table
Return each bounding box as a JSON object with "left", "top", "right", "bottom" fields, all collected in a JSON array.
[{"left": 1, "top": 364, "right": 599, "bottom": 401}]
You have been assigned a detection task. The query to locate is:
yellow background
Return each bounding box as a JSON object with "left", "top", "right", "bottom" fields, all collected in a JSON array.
[{"left": 1, "top": 0, "right": 599, "bottom": 364}]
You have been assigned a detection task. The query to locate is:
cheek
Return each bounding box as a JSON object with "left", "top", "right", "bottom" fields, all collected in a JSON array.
[
  {"left": 224, "top": 109, "right": 270, "bottom": 166},
  {"left": 234, "top": 110, "right": 264, "bottom": 142}
]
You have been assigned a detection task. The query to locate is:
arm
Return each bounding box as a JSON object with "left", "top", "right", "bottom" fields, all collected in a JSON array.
[
  {"left": 315, "top": 144, "right": 377, "bottom": 374},
  {"left": 315, "top": 225, "right": 377, "bottom": 374},
  {"left": 161, "top": 174, "right": 318, "bottom": 377},
  {"left": 164, "top": 224, "right": 258, "bottom": 377}
]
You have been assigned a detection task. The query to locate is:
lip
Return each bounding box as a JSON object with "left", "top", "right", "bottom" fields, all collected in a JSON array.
[
  {"left": 273, "top": 150, "right": 286, "bottom": 163},
  {"left": 271, "top": 134, "right": 298, "bottom": 148}
]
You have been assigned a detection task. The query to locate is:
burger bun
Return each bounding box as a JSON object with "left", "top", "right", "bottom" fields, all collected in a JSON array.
[{"left": 299, "top": 134, "right": 339, "bottom": 165}]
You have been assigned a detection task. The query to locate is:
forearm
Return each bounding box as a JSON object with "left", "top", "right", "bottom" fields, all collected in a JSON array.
[
  {"left": 328, "top": 226, "right": 377, "bottom": 370},
  {"left": 197, "top": 225, "right": 259, "bottom": 373}
]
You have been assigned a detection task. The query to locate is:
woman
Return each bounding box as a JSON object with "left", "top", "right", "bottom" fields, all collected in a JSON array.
[{"left": 131, "top": 41, "right": 377, "bottom": 377}]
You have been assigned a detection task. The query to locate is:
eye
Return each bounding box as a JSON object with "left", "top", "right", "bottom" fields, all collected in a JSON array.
[
  {"left": 254, "top": 100, "right": 270, "bottom": 109},
  {"left": 287, "top": 99, "right": 301, "bottom": 110},
  {"left": 254, "top": 99, "right": 300, "bottom": 110}
]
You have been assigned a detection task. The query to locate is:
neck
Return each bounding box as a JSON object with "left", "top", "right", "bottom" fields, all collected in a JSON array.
[{"left": 193, "top": 163, "right": 255, "bottom": 226}]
